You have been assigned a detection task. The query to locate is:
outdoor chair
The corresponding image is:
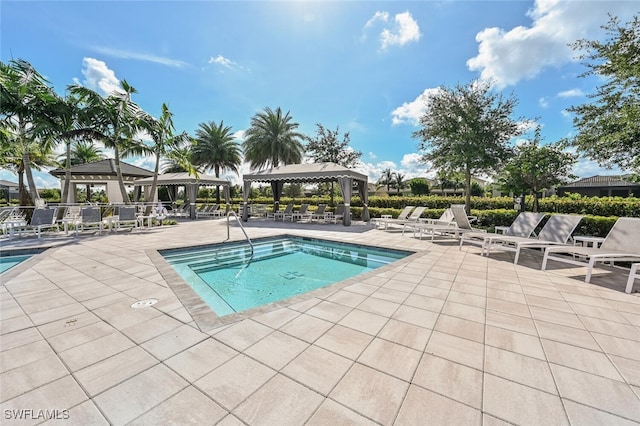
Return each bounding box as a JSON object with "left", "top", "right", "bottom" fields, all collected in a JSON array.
[
  {"left": 541, "top": 217, "right": 640, "bottom": 283},
  {"left": 467, "top": 214, "right": 583, "bottom": 264},
  {"left": 60, "top": 205, "right": 82, "bottom": 234},
  {"left": 459, "top": 211, "right": 546, "bottom": 252},
  {"left": 76, "top": 207, "right": 103, "bottom": 235},
  {"left": 17, "top": 208, "right": 59, "bottom": 239},
  {"left": 373, "top": 206, "right": 416, "bottom": 229},
  {"left": 168, "top": 203, "right": 189, "bottom": 218},
  {"left": 626, "top": 263, "right": 639, "bottom": 294},
  {"left": 403, "top": 208, "right": 455, "bottom": 237},
  {"left": 271, "top": 203, "right": 294, "bottom": 221},
  {"left": 414, "top": 204, "right": 484, "bottom": 241},
  {"left": 197, "top": 204, "right": 219, "bottom": 219},
  {"left": 286, "top": 204, "right": 309, "bottom": 222},
  {"left": 309, "top": 204, "right": 328, "bottom": 222},
  {"left": 113, "top": 206, "right": 138, "bottom": 231}
]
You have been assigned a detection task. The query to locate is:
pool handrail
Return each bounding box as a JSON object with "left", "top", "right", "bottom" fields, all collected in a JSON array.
[{"left": 226, "top": 210, "right": 254, "bottom": 257}]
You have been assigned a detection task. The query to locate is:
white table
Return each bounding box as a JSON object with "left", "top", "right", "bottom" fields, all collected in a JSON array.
[
  {"left": 573, "top": 235, "right": 605, "bottom": 248},
  {"left": 495, "top": 226, "right": 509, "bottom": 234}
]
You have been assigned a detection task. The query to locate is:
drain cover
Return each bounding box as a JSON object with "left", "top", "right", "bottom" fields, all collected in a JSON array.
[{"left": 131, "top": 299, "right": 158, "bottom": 309}]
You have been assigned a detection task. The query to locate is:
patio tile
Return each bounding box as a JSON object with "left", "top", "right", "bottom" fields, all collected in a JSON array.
[
  {"left": 592, "top": 333, "right": 640, "bottom": 359},
  {"left": 43, "top": 400, "right": 109, "bottom": 425},
  {"left": 211, "top": 319, "right": 273, "bottom": 351},
  {"left": 551, "top": 364, "right": 640, "bottom": 422},
  {"left": 93, "top": 364, "right": 188, "bottom": 425},
  {"left": 306, "top": 398, "right": 377, "bottom": 425},
  {"left": 330, "top": 363, "right": 408, "bottom": 425},
  {"left": 483, "top": 374, "right": 569, "bottom": 425},
  {"left": 314, "top": 325, "right": 374, "bottom": 360},
  {"left": 487, "top": 298, "right": 531, "bottom": 318},
  {"left": 279, "top": 313, "right": 333, "bottom": 343},
  {"left": 447, "top": 290, "right": 486, "bottom": 308},
  {"left": 0, "top": 376, "right": 87, "bottom": 422},
  {"left": 164, "top": 338, "right": 238, "bottom": 383},
  {"left": 338, "top": 309, "right": 389, "bottom": 336},
  {"left": 326, "top": 289, "right": 367, "bottom": 307},
  {"left": 580, "top": 315, "right": 640, "bottom": 341},
  {"left": 59, "top": 331, "right": 134, "bottom": 372},
  {"left": 535, "top": 320, "right": 600, "bottom": 351},
  {"left": 47, "top": 321, "right": 116, "bottom": 352},
  {"left": 377, "top": 318, "right": 432, "bottom": 351},
  {"left": 487, "top": 288, "right": 526, "bottom": 304},
  {"left": 563, "top": 399, "right": 639, "bottom": 426},
  {"left": 486, "top": 310, "right": 537, "bottom": 336},
  {"left": 529, "top": 305, "right": 584, "bottom": 328},
  {"left": 0, "top": 328, "right": 42, "bottom": 352},
  {"left": 425, "top": 331, "right": 484, "bottom": 370},
  {"left": 395, "top": 384, "right": 481, "bottom": 425},
  {"left": 434, "top": 314, "right": 484, "bottom": 343},
  {"left": 391, "top": 305, "right": 439, "bottom": 329},
  {"left": 441, "top": 300, "right": 485, "bottom": 323},
  {"left": 252, "top": 307, "right": 300, "bottom": 328},
  {"left": 484, "top": 346, "right": 556, "bottom": 393},
  {"left": 195, "top": 354, "right": 276, "bottom": 411},
  {"left": 120, "top": 313, "right": 184, "bottom": 344},
  {"left": 370, "top": 286, "right": 410, "bottom": 304},
  {"left": 304, "top": 300, "right": 351, "bottom": 323},
  {"left": 244, "top": 331, "right": 308, "bottom": 370},
  {"left": 28, "top": 303, "right": 88, "bottom": 327},
  {"left": 74, "top": 346, "right": 158, "bottom": 397},
  {"left": 0, "top": 354, "right": 69, "bottom": 403},
  {"left": 412, "top": 284, "right": 449, "bottom": 300},
  {"left": 234, "top": 374, "right": 323, "bottom": 425},
  {"left": 403, "top": 293, "right": 446, "bottom": 312},
  {"left": 140, "top": 323, "right": 208, "bottom": 360},
  {"left": 542, "top": 339, "right": 623, "bottom": 381},
  {"left": 0, "top": 340, "right": 53, "bottom": 373},
  {"left": 358, "top": 338, "right": 421, "bottom": 381},
  {"left": 128, "top": 386, "right": 227, "bottom": 426},
  {"left": 36, "top": 311, "right": 101, "bottom": 339},
  {"left": 357, "top": 296, "right": 400, "bottom": 317},
  {"left": 412, "top": 353, "right": 482, "bottom": 409},
  {"left": 343, "top": 282, "right": 378, "bottom": 296},
  {"left": 217, "top": 414, "right": 244, "bottom": 426},
  {"left": 283, "top": 344, "right": 352, "bottom": 395},
  {"left": 610, "top": 355, "right": 640, "bottom": 386},
  {"left": 0, "top": 315, "right": 34, "bottom": 335}
]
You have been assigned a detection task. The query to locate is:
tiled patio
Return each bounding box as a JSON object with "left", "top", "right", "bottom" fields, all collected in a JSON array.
[{"left": 1, "top": 218, "right": 639, "bottom": 425}]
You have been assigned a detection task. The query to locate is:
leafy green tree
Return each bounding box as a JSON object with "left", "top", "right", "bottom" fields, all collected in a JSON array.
[
  {"left": 377, "top": 168, "right": 395, "bottom": 193},
  {"left": 0, "top": 59, "right": 60, "bottom": 204},
  {"left": 304, "top": 123, "right": 362, "bottom": 204},
  {"left": 470, "top": 182, "right": 485, "bottom": 197},
  {"left": 566, "top": 14, "right": 640, "bottom": 172},
  {"left": 413, "top": 80, "right": 524, "bottom": 213},
  {"left": 283, "top": 182, "right": 303, "bottom": 198},
  {"left": 408, "top": 178, "right": 430, "bottom": 196},
  {"left": 192, "top": 120, "right": 242, "bottom": 203},
  {"left": 243, "top": 107, "right": 304, "bottom": 169},
  {"left": 68, "top": 80, "right": 145, "bottom": 204},
  {"left": 499, "top": 127, "right": 577, "bottom": 212}
]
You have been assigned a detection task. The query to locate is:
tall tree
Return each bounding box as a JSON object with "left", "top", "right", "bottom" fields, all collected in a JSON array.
[
  {"left": 243, "top": 107, "right": 304, "bottom": 169},
  {"left": 566, "top": 14, "right": 640, "bottom": 173},
  {"left": 413, "top": 80, "right": 524, "bottom": 213},
  {"left": 192, "top": 120, "right": 242, "bottom": 203},
  {"left": 304, "top": 123, "right": 362, "bottom": 204},
  {"left": 69, "top": 80, "right": 145, "bottom": 204},
  {"left": 140, "top": 103, "right": 193, "bottom": 205},
  {"left": 58, "top": 140, "right": 104, "bottom": 202},
  {"left": 377, "top": 168, "right": 395, "bottom": 193},
  {"left": 0, "top": 59, "right": 59, "bottom": 205},
  {"left": 499, "top": 127, "right": 577, "bottom": 212},
  {"left": 394, "top": 173, "right": 407, "bottom": 195}
]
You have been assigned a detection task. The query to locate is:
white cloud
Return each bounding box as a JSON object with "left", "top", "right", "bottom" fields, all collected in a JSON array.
[
  {"left": 92, "top": 46, "right": 187, "bottom": 68},
  {"left": 572, "top": 157, "right": 626, "bottom": 179},
  {"left": 76, "top": 57, "right": 122, "bottom": 96},
  {"left": 391, "top": 88, "right": 441, "bottom": 126},
  {"left": 557, "top": 88, "right": 584, "bottom": 98},
  {"left": 560, "top": 109, "right": 572, "bottom": 120},
  {"left": 539, "top": 97, "right": 549, "bottom": 108},
  {"left": 467, "top": 0, "right": 638, "bottom": 88},
  {"left": 363, "top": 11, "right": 420, "bottom": 50},
  {"left": 232, "top": 130, "right": 246, "bottom": 141},
  {"left": 209, "top": 55, "right": 244, "bottom": 71}
]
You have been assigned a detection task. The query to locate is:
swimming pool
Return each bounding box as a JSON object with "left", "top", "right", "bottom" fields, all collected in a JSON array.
[
  {"left": 161, "top": 235, "right": 412, "bottom": 316},
  {"left": 0, "top": 254, "right": 32, "bottom": 274}
]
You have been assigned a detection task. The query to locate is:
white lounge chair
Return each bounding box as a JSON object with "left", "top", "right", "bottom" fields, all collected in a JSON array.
[
  {"left": 627, "top": 263, "right": 639, "bottom": 294},
  {"left": 113, "top": 206, "right": 138, "bottom": 231},
  {"left": 373, "top": 206, "right": 417, "bottom": 230},
  {"left": 76, "top": 207, "right": 103, "bottom": 235},
  {"left": 271, "top": 203, "right": 294, "bottom": 221},
  {"left": 542, "top": 217, "right": 640, "bottom": 283},
  {"left": 18, "top": 208, "right": 59, "bottom": 238},
  {"left": 404, "top": 208, "right": 455, "bottom": 237},
  {"left": 475, "top": 214, "right": 584, "bottom": 264},
  {"left": 326, "top": 204, "right": 349, "bottom": 224},
  {"left": 286, "top": 204, "right": 309, "bottom": 222},
  {"left": 459, "top": 211, "right": 546, "bottom": 251},
  {"left": 309, "top": 204, "right": 328, "bottom": 222},
  {"left": 412, "top": 205, "right": 484, "bottom": 241}
]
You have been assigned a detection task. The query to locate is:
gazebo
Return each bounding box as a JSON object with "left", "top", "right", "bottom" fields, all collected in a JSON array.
[
  {"left": 133, "top": 172, "right": 232, "bottom": 220},
  {"left": 49, "top": 159, "right": 153, "bottom": 204},
  {"left": 242, "top": 162, "right": 369, "bottom": 226}
]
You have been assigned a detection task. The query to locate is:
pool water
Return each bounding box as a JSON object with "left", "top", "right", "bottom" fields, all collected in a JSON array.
[
  {"left": 162, "top": 236, "right": 412, "bottom": 316},
  {"left": 0, "top": 254, "right": 32, "bottom": 273}
]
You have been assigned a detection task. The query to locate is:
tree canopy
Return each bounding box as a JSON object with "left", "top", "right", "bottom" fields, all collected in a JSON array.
[
  {"left": 413, "top": 80, "right": 525, "bottom": 212},
  {"left": 304, "top": 123, "right": 362, "bottom": 167},
  {"left": 567, "top": 14, "right": 640, "bottom": 173}
]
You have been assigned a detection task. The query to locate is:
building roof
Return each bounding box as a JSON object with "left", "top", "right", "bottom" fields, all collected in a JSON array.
[
  {"left": 133, "top": 172, "right": 231, "bottom": 187},
  {"left": 559, "top": 175, "right": 640, "bottom": 188},
  {"left": 0, "top": 180, "right": 19, "bottom": 188},
  {"left": 49, "top": 159, "right": 153, "bottom": 178}
]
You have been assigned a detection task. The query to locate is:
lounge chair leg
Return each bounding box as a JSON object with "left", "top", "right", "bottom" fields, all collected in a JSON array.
[
  {"left": 585, "top": 258, "right": 596, "bottom": 283},
  {"left": 514, "top": 247, "right": 520, "bottom": 264},
  {"left": 541, "top": 249, "right": 549, "bottom": 271},
  {"left": 626, "top": 264, "right": 639, "bottom": 294}
]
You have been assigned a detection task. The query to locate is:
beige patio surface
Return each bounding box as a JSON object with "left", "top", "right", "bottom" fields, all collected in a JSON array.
[{"left": 1, "top": 218, "right": 639, "bottom": 425}]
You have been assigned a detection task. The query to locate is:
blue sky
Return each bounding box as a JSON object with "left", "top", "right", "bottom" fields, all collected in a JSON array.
[{"left": 2, "top": 1, "right": 638, "bottom": 188}]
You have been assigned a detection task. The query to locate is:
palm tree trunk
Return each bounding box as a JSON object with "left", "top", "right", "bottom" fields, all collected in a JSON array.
[
  {"left": 22, "top": 152, "right": 39, "bottom": 205},
  {"left": 147, "top": 151, "right": 161, "bottom": 215},
  {"left": 113, "top": 145, "right": 130, "bottom": 204},
  {"left": 61, "top": 140, "right": 72, "bottom": 204}
]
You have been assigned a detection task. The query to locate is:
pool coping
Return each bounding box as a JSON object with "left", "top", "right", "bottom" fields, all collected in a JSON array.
[{"left": 147, "top": 233, "right": 426, "bottom": 332}]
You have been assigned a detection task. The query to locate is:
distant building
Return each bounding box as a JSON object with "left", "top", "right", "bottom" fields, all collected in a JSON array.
[
  {"left": 0, "top": 179, "right": 19, "bottom": 203},
  {"left": 556, "top": 175, "right": 639, "bottom": 198}
]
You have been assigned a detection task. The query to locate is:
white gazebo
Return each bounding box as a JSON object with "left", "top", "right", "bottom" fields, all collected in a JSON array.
[
  {"left": 134, "top": 172, "right": 232, "bottom": 219},
  {"left": 242, "top": 162, "right": 369, "bottom": 226}
]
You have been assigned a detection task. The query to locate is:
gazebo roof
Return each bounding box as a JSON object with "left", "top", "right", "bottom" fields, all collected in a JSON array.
[
  {"left": 49, "top": 159, "right": 153, "bottom": 178},
  {"left": 243, "top": 162, "right": 367, "bottom": 183},
  {"left": 133, "top": 172, "right": 231, "bottom": 187}
]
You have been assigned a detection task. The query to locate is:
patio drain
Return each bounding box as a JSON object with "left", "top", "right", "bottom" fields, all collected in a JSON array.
[{"left": 131, "top": 299, "right": 158, "bottom": 309}]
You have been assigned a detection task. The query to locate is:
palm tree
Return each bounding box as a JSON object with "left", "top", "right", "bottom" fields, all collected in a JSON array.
[
  {"left": 243, "top": 107, "right": 304, "bottom": 169},
  {"left": 377, "top": 168, "right": 395, "bottom": 193},
  {"left": 57, "top": 140, "right": 104, "bottom": 202},
  {"left": 140, "top": 103, "right": 193, "bottom": 206},
  {"left": 394, "top": 173, "right": 406, "bottom": 195},
  {"left": 0, "top": 59, "right": 60, "bottom": 205},
  {"left": 68, "top": 80, "right": 145, "bottom": 204},
  {"left": 192, "top": 120, "right": 242, "bottom": 203}
]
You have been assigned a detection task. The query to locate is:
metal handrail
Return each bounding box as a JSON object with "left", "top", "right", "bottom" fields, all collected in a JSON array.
[{"left": 226, "top": 210, "right": 254, "bottom": 256}]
